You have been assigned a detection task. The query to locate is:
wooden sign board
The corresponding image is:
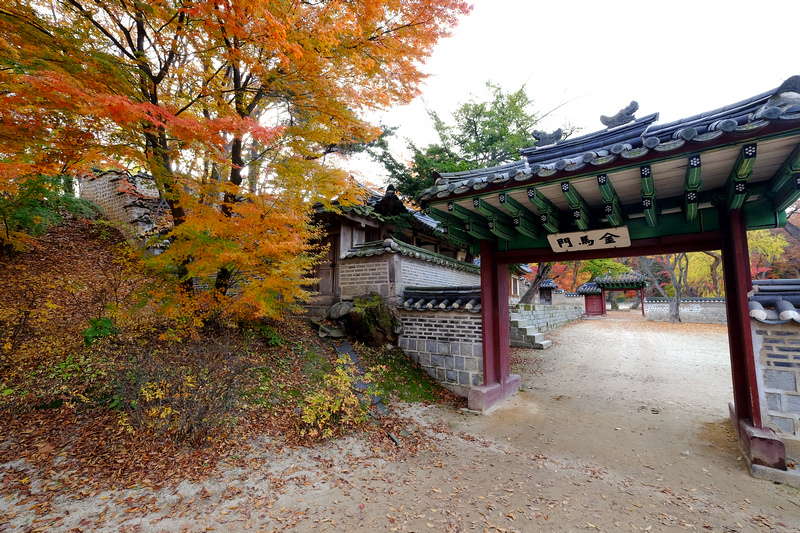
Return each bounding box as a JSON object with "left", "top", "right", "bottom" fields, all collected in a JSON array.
[{"left": 547, "top": 226, "right": 631, "bottom": 253}]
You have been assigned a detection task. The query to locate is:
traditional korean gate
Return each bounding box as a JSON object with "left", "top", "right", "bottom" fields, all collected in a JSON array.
[
  {"left": 420, "top": 76, "right": 800, "bottom": 472},
  {"left": 584, "top": 294, "right": 604, "bottom": 316}
]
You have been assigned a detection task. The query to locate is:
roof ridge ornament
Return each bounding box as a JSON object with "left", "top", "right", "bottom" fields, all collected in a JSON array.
[
  {"left": 531, "top": 128, "right": 563, "bottom": 147},
  {"left": 600, "top": 101, "right": 639, "bottom": 128},
  {"left": 754, "top": 75, "right": 800, "bottom": 120}
]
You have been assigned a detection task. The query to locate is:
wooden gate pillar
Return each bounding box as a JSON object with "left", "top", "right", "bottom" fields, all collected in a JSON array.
[
  {"left": 468, "top": 240, "right": 521, "bottom": 412},
  {"left": 721, "top": 208, "right": 786, "bottom": 469}
]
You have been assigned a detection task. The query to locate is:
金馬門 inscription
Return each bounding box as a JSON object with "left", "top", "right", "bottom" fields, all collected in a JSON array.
[{"left": 547, "top": 227, "right": 631, "bottom": 253}]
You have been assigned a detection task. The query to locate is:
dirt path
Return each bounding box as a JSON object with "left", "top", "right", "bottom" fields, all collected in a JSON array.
[{"left": 4, "top": 315, "right": 800, "bottom": 532}]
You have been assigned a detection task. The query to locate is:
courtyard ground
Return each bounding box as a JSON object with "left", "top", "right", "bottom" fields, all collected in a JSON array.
[{"left": 3, "top": 312, "right": 800, "bottom": 532}]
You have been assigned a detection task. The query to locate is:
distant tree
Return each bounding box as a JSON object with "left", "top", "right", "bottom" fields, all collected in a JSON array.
[
  {"left": 784, "top": 201, "right": 800, "bottom": 242},
  {"left": 580, "top": 258, "right": 629, "bottom": 280},
  {"left": 641, "top": 254, "right": 688, "bottom": 323},
  {"left": 519, "top": 262, "right": 553, "bottom": 304},
  {"left": 748, "top": 229, "right": 789, "bottom": 279},
  {"left": 367, "top": 82, "right": 574, "bottom": 201}
]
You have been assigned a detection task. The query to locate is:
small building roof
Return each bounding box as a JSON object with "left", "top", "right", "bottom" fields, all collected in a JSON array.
[
  {"left": 540, "top": 279, "right": 559, "bottom": 289},
  {"left": 593, "top": 272, "right": 648, "bottom": 289},
  {"left": 748, "top": 279, "right": 800, "bottom": 324},
  {"left": 577, "top": 282, "right": 602, "bottom": 295},
  {"left": 342, "top": 237, "right": 480, "bottom": 274}
]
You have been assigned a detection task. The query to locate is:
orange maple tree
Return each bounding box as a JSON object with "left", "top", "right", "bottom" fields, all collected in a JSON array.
[{"left": 0, "top": 0, "right": 471, "bottom": 318}]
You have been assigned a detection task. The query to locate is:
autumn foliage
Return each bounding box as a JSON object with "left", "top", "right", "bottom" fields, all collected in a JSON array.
[{"left": 0, "top": 0, "right": 471, "bottom": 317}]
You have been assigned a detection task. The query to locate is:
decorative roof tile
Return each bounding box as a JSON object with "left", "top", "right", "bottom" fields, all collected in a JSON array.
[
  {"left": 749, "top": 279, "right": 800, "bottom": 324},
  {"left": 400, "top": 286, "right": 481, "bottom": 313},
  {"left": 540, "top": 279, "right": 559, "bottom": 289}
]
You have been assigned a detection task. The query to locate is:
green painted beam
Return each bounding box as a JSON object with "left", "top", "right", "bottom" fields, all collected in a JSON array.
[
  {"left": 440, "top": 222, "right": 473, "bottom": 248},
  {"left": 596, "top": 174, "right": 625, "bottom": 226},
  {"left": 497, "top": 193, "right": 540, "bottom": 239},
  {"left": 471, "top": 197, "right": 515, "bottom": 226},
  {"left": 526, "top": 188, "right": 561, "bottom": 233},
  {"left": 725, "top": 144, "right": 757, "bottom": 210},
  {"left": 767, "top": 141, "right": 800, "bottom": 212},
  {"left": 425, "top": 206, "right": 462, "bottom": 226},
  {"left": 471, "top": 198, "right": 517, "bottom": 241},
  {"left": 768, "top": 141, "right": 800, "bottom": 194},
  {"left": 462, "top": 217, "right": 495, "bottom": 241},
  {"left": 772, "top": 174, "right": 800, "bottom": 212},
  {"left": 640, "top": 165, "right": 658, "bottom": 228},
  {"left": 430, "top": 203, "right": 496, "bottom": 243},
  {"left": 684, "top": 155, "right": 702, "bottom": 222},
  {"left": 560, "top": 182, "right": 591, "bottom": 231}
]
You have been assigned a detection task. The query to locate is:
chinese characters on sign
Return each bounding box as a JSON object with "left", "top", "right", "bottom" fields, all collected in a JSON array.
[{"left": 547, "top": 226, "right": 631, "bottom": 253}]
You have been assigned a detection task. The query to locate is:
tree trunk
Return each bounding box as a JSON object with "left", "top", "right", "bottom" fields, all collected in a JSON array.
[
  {"left": 519, "top": 262, "right": 552, "bottom": 304},
  {"left": 703, "top": 251, "right": 722, "bottom": 296},
  {"left": 784, "top": 220, "right": 800, "bottom": 243},
  {"left": 570, "top": 260, "right": 581, "bottom": 292}
]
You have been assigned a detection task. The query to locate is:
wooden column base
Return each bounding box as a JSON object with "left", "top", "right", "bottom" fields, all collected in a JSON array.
[
  {"left": 468, "top": 374, "right": 521, "bottom": 413},
  {"left": 729, "top": 403, "right": 786, "bottom": 470}
]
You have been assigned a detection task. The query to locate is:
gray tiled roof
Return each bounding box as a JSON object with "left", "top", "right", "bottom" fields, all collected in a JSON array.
[
  {"left": 401, "top": 286, "right": 482, "bottom": 313},
  {"left": 342, "top": 237, "right": 480, "bottom": 273},
  {"left": 593, "top": 272, "right": 648, "bottom": 289},
  {"left": 540, "top": 279, "right": 558, "bottom": 289},
  {"left": 749, "top": 279, "right": 800, "bottom": 324},
  {"left": 419, "top": 76, "right": 800, "bottom": 201},
  {"left": 577, "top": 282, "right": 601, "bottom": 295}
]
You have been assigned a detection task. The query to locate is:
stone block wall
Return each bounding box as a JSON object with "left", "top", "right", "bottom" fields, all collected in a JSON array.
[
  {"left": 79, "top": 171, "right": 160, "bottom": 226},
  {"left": 752, "top": 320, "right": 800, "bottom": 440},
  {"left": 510, "top": 303, "right": 584, "bottom": 333},
  {"left": 644, "top": 299, "right": 727, "bottom": 324},
  {"left": 397, "top": 310, "right": 483, "bottom": 397}
]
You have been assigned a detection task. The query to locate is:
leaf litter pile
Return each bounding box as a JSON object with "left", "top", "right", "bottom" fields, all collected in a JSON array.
[{"left": 0, "top": 218, "right": 466, "bottom": 531}]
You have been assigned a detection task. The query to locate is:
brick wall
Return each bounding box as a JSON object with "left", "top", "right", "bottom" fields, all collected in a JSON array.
[
  {"left": 339, "top": 254, "right": 480, "bottom": 305},
  {"left": 752, "top": 320, "right": 800, "bottom": 440},
  {"left": 399, "top": 258, "right": 480, "bottom": 289},
  {"left": 644, "top": 300, "right": 728, "bottom": 324},
  {"left": 397, "top": 310, "right": 483, "bottom": 397},
  {"left": 338, "top": 257, "right": 393, "bottom": 301}
]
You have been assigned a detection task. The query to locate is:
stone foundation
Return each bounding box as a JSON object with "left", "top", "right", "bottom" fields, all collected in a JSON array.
[
  {"left": 397, "top": 310, "right": 483, "bottom": 397},
  {"left": 752, "top": 320, "right": 800, "bottom": 440}
]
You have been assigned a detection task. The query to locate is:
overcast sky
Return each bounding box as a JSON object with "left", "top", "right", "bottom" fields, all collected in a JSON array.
[{"left": 343, "top": 0, "right": 800, "bottom": 186}]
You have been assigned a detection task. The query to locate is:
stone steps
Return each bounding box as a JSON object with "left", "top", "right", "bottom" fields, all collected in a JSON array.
[{"left": 509, "top": 309, "right": 550, "bottom": 350}]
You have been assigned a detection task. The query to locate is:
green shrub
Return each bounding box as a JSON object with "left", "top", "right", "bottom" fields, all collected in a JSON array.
[
  {"left": 109, "top": 335, "right": 251, "bottom": 443},
  {"left": 300, "top": 355, "right": 372, "bottom": 438}
]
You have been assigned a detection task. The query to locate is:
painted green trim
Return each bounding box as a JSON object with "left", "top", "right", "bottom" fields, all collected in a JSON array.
[
  {"left": 725, "top": 144, "right": 757, "bottom": 210},
  {"left": 526, "top": 187, "right": 561, "bottom": 233},
  {"left": 498, "top": 193, "right": 540, "bottom": 239},
  {"left": 560, "top": 182, "right": 591, "bottom": 231}
]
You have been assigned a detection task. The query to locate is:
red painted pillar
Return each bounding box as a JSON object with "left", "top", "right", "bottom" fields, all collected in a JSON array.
[
  {"left": 469, "top": 240, "right": 520, "bottom": 412},
  {"left": 720, "top": 208, "right": 760, "bottom": 427},
  {"left": 479, "top": 239, "right": 506, "bottom": 386},
  {"left": 641, "top": 287, "right": 645, "bottom": 317}
]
